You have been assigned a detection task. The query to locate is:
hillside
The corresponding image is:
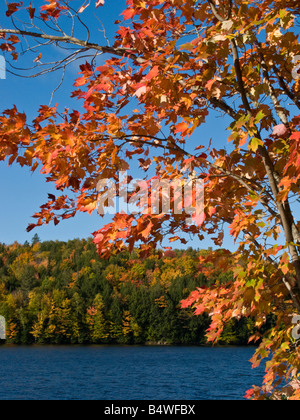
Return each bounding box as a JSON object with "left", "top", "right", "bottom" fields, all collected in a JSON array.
[{"left": 0, "top": 238, "right": 257, "bottom": 345}]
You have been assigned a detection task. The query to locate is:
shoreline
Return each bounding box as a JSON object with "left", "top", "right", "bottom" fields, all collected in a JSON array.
[{"left": 0, "top": 341, "right": 259, "bottom": 348}]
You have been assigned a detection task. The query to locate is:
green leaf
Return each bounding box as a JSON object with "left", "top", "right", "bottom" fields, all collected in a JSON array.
[
  {"left": 249, "top": 137, "right": 263, "bottom": 152},
  {"left": 255, "top": 110, "right": 265, "bottom": 123}
]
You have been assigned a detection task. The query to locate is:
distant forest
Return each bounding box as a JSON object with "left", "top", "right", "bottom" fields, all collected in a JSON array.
[{"left": 0, "top": 236, "right": 268, "bottom": 345}]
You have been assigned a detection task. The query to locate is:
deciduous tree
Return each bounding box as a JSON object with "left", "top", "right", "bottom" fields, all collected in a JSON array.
[{"left": 1, "top": 0, "right": 300, "bottom": 398}]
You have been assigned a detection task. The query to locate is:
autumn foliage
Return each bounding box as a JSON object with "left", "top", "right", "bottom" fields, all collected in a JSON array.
[
  {"left": 1, "top": 0, "right": 300, "bottom": 399},
  {"left": 0, "top": 240, "right": 241, "bottom": 346}
]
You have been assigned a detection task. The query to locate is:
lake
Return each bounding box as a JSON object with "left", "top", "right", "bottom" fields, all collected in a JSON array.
[{"left": 0, "top": 345, "right": 264, "bottom": 400}]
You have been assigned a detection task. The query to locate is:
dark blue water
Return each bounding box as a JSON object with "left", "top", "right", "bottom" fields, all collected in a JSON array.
[{"left": 0, "top": 345, "right": 264, "bottom": 400}]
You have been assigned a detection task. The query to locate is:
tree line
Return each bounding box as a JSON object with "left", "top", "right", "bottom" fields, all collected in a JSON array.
[{"left": 0, "top": 237, "right": 264, "bottom": 345}]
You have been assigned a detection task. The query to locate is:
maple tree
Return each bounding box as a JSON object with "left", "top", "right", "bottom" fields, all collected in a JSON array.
[{"left": 1, "top": 0, "right": 300, "bottom": 399}]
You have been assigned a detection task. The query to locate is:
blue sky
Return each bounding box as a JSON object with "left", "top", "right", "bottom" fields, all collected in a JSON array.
[{"left": 0, "top": 0, "right": 238, "bottom": 250}]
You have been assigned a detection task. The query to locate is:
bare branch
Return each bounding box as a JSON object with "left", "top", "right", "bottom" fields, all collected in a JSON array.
[{"left": 0, "top": 28, "right": 142, "bottom": 60}]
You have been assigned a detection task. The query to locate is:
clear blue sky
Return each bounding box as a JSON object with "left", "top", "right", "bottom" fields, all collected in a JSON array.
[{"left": 0, "top": 0, "right": 237, "bottom": 251}]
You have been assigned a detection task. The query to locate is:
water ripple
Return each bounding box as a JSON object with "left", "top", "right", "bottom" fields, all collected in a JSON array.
[{"left": 0, "top": 345, "right": 264, "bottom": 400}]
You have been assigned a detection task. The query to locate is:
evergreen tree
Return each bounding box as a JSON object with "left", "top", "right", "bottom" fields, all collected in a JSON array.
[
  {"left": 0, "top": 240, "right": 256, "bottom": 345},
  {"left": 31, "top": 234, "right": 41, "bottom": 246}
]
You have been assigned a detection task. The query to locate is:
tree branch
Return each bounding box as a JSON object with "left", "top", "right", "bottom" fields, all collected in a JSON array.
[
  {"left": 209, "top": 97, "right": 238, "bottom": 119},
  {"left": 207, "top": 0, "right": 300, "bottom": 291},
  {"left": 255, "top": 41, "right": 289, "bottom": 125},
  {"left": 273, "top": 65, "right": 300, "bottom": 110},
  {"left": 0, "top": 28, "right": 144, "bottom": 62}
]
